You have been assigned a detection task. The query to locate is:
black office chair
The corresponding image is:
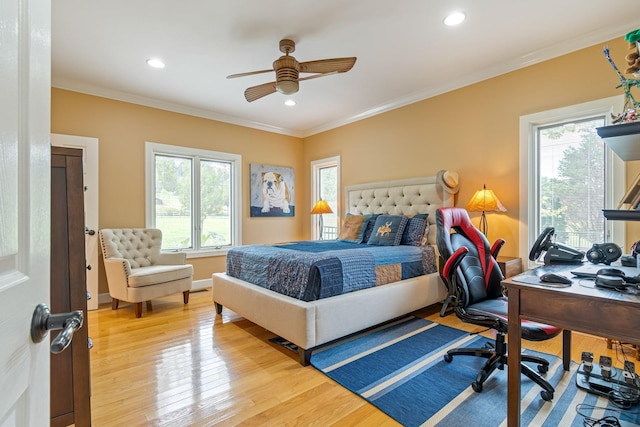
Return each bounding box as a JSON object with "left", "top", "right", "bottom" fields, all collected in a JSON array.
[{"left": 435, "top": 207, "right": 560, "bottom": 401}]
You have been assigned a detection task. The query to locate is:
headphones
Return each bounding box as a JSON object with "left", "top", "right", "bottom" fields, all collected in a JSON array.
[
  {"left": 594, "top": 268, "right": 640, "bottom": 291},
  {"left": 586, "top": 243, "right": 622, "bottom": 265}
]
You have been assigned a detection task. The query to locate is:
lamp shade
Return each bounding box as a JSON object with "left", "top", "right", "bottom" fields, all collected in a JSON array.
[
  {"left": 311, "top": 199, "right": 333, "bottom": 215},
  {"left": 466, "top": 185, "right": 506, "bottom": 213}
]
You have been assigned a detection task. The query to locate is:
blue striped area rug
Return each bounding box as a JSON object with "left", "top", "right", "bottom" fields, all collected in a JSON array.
[{"left": 310, "top": 317, "right": 640, "bottom": 427}]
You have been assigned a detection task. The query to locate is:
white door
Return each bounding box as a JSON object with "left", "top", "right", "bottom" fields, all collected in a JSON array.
[
  {"left": 51, "top": 134, "right": 100, "bottom": 310},
  {"left": 0, "top": 0, "right": 51, "bottom": 425}
]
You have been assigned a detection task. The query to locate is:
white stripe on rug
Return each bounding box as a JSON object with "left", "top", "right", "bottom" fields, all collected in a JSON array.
[
  {"left": 494, "top": 358, "right": 566, "bottom": 427},
  {"left": 526, "top": 361, "right": 576, "bottom": 426},
  {"left": 361, "top": 332, "right": 479, "bottom": 399},
  {"left": 322, "top": 322, "right": 440, "bottom": 373},
  {"left": 420, "top": 382, "right": 477, "bottom": 426},
  {"left": 424, "top": 355, "right": 566, "bottom": 427}
]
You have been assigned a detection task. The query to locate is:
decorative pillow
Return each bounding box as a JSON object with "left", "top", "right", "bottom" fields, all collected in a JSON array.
[
  {"left": 401, "top": 213, "right": 429, "bottom": 246},
  {"left": 338, "top": 215, "right": 368, "bottom": 243},
  {"left": 360, "top": 214, "right": 380, "bottom": 244},
  {"left": 367, "top": 215, "right": 409, "bottom": 246}
]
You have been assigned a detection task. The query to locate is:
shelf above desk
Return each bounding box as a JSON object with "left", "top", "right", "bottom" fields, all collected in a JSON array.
[
  {"left": 597, "top": 122, "right": 640, "bottom": 161},
  {"left": 603, "top": 209, "right": 640, "bottom": 221}
]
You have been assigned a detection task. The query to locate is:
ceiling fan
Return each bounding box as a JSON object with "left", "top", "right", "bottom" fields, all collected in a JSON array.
[{"left": 227, "top": 39, "right": 357, "bottom": 102}]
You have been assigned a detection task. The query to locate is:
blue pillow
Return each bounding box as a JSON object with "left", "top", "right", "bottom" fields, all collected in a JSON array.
[
  {"left": 360, "top": 214, "right": 380, "bottom": 244},
  {"left": 367, "top": 215, "right": 409, "bottom": 246},
  {"left": 401, "top": 213, "right": 429, "bottom": 246}
]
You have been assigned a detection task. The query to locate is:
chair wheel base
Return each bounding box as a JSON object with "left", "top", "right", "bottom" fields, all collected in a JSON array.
[
  {"left": 538, "top": 364, "right": 548, "bottom": 374},
  {"left": 540, "top": 390, "right": 553, "bottom": 401},
  {"left": 472, "top": 381, "right": 483, "bottom": 392},
  {"left": 444, "top": 353, "right": 453, "bottom": 363}
]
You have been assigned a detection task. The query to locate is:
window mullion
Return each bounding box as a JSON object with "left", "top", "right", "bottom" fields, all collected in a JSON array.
[{"left": 193, "top": 156, "right": 201, "bottom": 251}]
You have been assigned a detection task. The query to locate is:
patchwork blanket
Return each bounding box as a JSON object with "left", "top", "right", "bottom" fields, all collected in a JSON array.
[{"left": 226, "top": 240, "right": 437, "bottom": 301}]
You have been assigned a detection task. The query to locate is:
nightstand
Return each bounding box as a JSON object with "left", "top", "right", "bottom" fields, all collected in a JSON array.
[{"left": 496, "top": 256, "right": 522, "bottom": 278}]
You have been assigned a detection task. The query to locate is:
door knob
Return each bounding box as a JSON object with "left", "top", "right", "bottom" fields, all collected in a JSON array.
[
  {"left": 85, "top": 227, "right": 95, "bottom": 235},
  {"left": 31, "top": 304, "right": 84, "bottom": 354}
]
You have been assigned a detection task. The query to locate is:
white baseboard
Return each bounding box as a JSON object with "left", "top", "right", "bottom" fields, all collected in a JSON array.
[{"left": 94, "top": 277, "right": 213, "bottom": 309}]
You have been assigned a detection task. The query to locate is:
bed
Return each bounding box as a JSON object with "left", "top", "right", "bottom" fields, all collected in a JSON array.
[{"left": 212, "top": 170, "right": 459, "bottom": 364}]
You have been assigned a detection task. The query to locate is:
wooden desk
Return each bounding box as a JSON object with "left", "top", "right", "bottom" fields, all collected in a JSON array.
[{"left": 505, "top": 274, "right": 640, "bottom": 427}]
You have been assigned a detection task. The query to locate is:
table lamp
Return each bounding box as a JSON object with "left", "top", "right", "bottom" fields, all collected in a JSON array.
[
  {"left": 311, "top": 199, "right": 333, "bottom": 240},
  {"left": 465, "top": 184, "right": 506, "bottom": 235}
]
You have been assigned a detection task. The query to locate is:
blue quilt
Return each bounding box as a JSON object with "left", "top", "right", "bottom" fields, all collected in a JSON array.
[{"left": 226, "top": 240, "right": 437, "bottom": 301}]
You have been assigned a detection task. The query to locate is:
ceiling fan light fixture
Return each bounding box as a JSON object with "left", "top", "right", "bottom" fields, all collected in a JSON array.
[
  {"left": 444, "top": 11, "right": 466, "bottom": 26},
  {"left": 276, "top": 80, "right": 299, "bottom": 95}
]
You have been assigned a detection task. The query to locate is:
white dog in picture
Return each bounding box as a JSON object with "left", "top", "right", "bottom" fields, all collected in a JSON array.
[{"left": 261, "top": 171, "right": 291, "bottom": 213}]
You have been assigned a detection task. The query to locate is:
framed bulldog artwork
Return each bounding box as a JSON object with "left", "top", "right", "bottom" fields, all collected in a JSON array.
[{"left": 250, "top": 163, "right": 295, "bottom": 217}]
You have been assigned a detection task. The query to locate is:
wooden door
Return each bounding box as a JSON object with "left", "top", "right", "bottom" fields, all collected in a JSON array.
[{"left": 51, "top": 147, "right": 92, "bottom": 426}]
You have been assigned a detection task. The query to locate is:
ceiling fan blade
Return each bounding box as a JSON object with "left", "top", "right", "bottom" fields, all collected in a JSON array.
[
  {"left": 244, "top": 81, "right": 277, "bottom": 102},
  {"left": 299, "top": 71, "right": 338, "bottom": 82},
  {"left": 299, "top": 57, "right": 357, "bottom": 74},
  {"left": 227, "top": 69, "right": 273, "bottom": 79}
]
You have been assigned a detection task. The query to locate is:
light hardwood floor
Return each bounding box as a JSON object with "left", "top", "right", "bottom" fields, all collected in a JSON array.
[{"left": 87, "top": 288, "right": 634, "bottom": 426}]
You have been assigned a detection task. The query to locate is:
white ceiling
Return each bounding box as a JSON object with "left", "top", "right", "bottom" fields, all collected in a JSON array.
[{"left": 52, "top": 1, "right": 640, "bottom": 137}]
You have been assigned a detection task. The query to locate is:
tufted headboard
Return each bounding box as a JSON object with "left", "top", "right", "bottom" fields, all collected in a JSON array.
[{"left": 344, "top": 170, "right": 459, "bottom": 245}]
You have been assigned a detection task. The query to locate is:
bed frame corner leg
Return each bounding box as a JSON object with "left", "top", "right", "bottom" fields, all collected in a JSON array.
[
  {"left": 299, "top": 348, "right": 312, "bottom": 366},
  {"left": 214, "top": 302, "right": 223, "bottom": 315}
]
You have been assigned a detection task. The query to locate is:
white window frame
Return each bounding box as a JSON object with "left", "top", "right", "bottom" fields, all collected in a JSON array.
[
  {"left": 519, "top": 96, "right": 625, "bottom": 268},
  {"left": 145, "top": 142, "right": 242, "bottom": 258},
  {"left": 311, "top": 156, "right": 341, "bottom": 240}
]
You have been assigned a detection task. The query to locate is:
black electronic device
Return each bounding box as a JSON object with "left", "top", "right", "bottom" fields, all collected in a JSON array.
[
  {"left": 621, "top": 254, "right": 637, "bottom": 267},
  {"left": 594, "top": 267, "right": 640, "bottom": 291},
  {"left": 576, "top": 358, "right": 640, "bottom": 405},
  {"left": 539, "top": 273, "right": 572, "bottom": 285},
  {"left": 586, "top": 242, "right": 622, "bottom": 265},
  {"left": 529, "top": 227, "right": 584, "bottom": 265}
]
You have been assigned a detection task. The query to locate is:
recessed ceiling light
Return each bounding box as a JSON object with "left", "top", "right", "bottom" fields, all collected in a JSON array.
[
  {"left": 146, "top": 58, "right": 165, "bottom": 69},
  {"left": 444, "top": 11, "right": 466, "bottom": 26},
  {"left": 284, "top": 99, "right": 296, "bottom": 106}
]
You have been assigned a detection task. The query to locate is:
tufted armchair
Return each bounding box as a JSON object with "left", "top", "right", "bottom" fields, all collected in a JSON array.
[{"left": 98, "top": 228, "right": 192, "bottom": 318}]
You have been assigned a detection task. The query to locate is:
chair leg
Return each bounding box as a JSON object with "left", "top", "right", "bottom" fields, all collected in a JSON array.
[
  {"left": 522, "top": 353, "right": 550, "bottom": 369},
  {"left": 444, "top": 332, "right": 555, "bottom": 400},
  {"left": 183, "top": 290, "right": 190, "bottom": 304},
  {"left": 474, "top": 353, "right": 506, "bottom": 389},
  {"left": 440, "top": 295, "right": 453, "bottom": 317},
  {"left": 111, "top": 298, "right": 119, "bottom": 310},
  {"left": 521, "top": 361, "right": 554, "bottom": 399},
  {"left": 134, "top": 302, "right": 143, "bottom": 318}
]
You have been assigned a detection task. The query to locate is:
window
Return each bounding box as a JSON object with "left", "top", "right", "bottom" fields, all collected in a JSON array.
[
  {"left": 519, "top": 96, "right": 625, "bottom": 266},
  {"left": 311, "top": 156, "right": 340, "bottom": 240},
  {"left": 145, "top": 142, "right": 242, "bottom": 256}
]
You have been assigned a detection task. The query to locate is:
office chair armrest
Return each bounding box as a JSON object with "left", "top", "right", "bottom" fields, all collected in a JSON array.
[
  {"left": 491, "top": 238, "right": 506, "bottom": 259},
  {"left": 442, "top": 247, "right": 469, "bottom": 283}
]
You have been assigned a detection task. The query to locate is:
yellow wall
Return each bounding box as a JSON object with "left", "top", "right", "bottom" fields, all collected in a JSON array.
[
  {"left": 52, "top": 35, "right": 636, "bottom": 294},
  {"left": 303, "top": 36, "right": 634, "bottom": 256},
  {"left": 51, "top": 90, "right": 303, "bottom": 291}
]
